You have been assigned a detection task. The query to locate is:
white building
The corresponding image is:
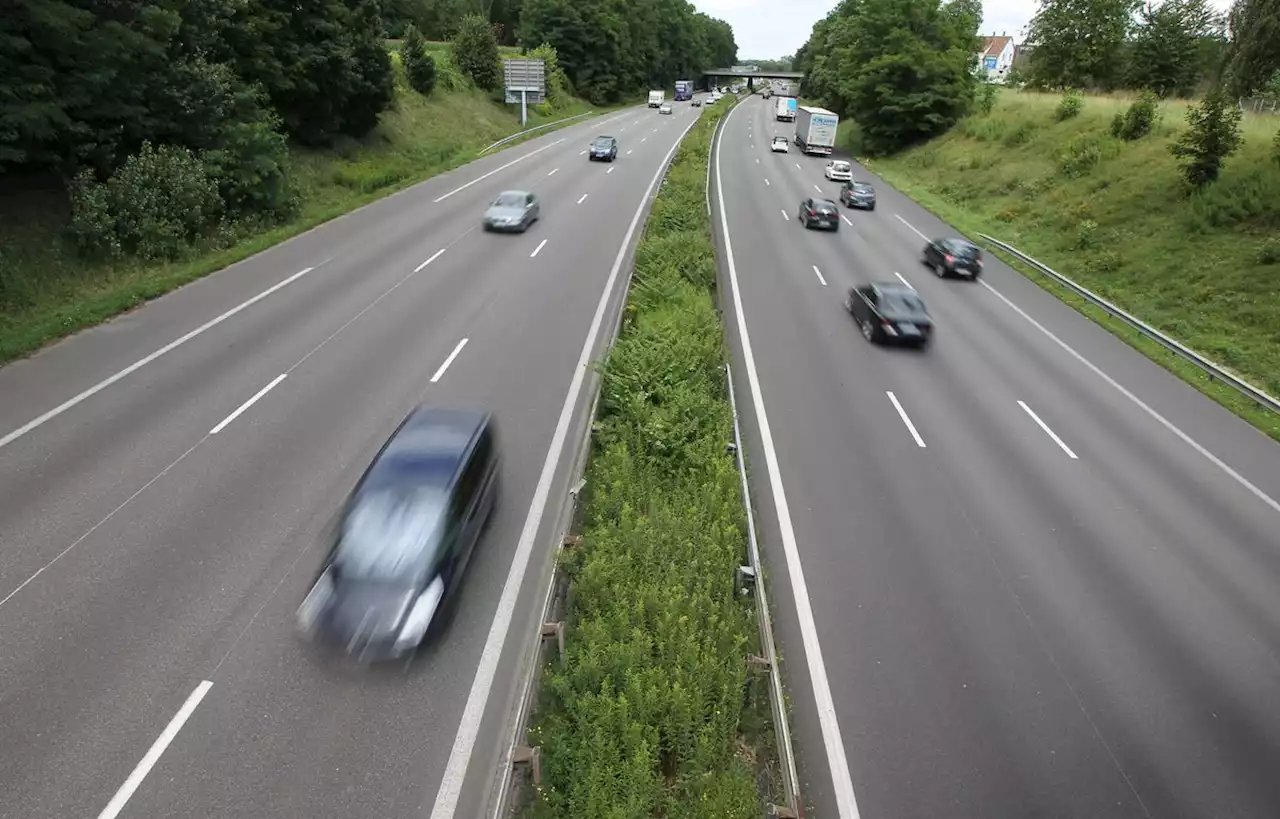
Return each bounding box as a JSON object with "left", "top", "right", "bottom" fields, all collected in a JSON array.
[{"left": 977, "top": 35, "right": 1016, "bottom": 83}]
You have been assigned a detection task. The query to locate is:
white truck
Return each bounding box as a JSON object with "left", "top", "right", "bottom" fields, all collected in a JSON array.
[
  {"left": 774, "top": 96, "right": 797, "bottom": 122},
  {"left": 648, "top": 90, "right": 665, "bottom": 108},
  {"left": 794, "top": 106, "right": 839, "bottom": 155}
]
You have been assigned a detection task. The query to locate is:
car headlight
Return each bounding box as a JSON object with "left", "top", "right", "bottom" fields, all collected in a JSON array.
[
  {"left": 296, "top": 568, "right": 334, "bottom": 632},
  {"left": 394, "top": 575, "right": 445, "bottom": 650}
]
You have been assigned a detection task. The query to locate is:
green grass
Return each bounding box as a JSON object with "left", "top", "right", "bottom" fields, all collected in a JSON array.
[
  {"left": 857, "top": 88, "right": 1280, "bottom": 440},
  {"left": 518, "top": 95, "right": 784, "bottom": 819},
  {"left": 0, "top": 49, "right": 610, "bottom": 365}
]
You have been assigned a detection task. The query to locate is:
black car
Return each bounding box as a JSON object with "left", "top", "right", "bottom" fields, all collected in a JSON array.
[
  {"left": 845, "top": 283, "right": 934, "bottom": 348},
  {"left": 589, "top": 135, "right": 618, "bottom": 162},
  {"left": 922, "top": 237, "right": 983, "bottom": 279},
  {"left": 296, "top": 407, "right": 499, "bottom": 661},
  {"left": 839, "top": 181, "right": 876, "bottom": 210},
  {"left": 799, "top": 197, "right": 840, "bottom": 231}
]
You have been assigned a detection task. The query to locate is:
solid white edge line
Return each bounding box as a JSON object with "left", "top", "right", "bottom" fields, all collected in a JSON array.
[
  {"left": 209, "top": 374, "right": 287, "bottom": 435},
  {"left": 430, "top": 338, "right": 469, "bottom": 383},
  {"left": 886, "top": 391, "right": 926, "bottom": 448},
  {"left": 765, "top": 178, "right": 771, "bottom": 186},
  {"left": 433, "top": 140, "right": 565, "bottom": 203},
  {"left": 980, "top": 279, "right": 1280, "bottom": 513},
  {"left": 577, "top": 193, "right": 588, "bottom": 204},
  {"left": 427, "top": 110, "right": 704, "bottom": 819},
  {"left": 530, "top": 239, "right": 548, "bottom": 258},
  {"left": 895, "top": 213, "right": 929, "bottom": 241},
  {"left": 0, "top": 266, "right": 316, "bottom": 451},
  {"left": 547, "top": 168, "right": 558, "bottom": 176},
  {"left": 812, "top": 265, "right": 828, "bottom": 286},
  {"left": 714, "top": 98, "right": 863, "bottom": 818},
  {"left": 97, "top": 680, "right": 213, "bottom": 819},
  {"left": 781, "top": 209, "right": 789, "bottom": 221},
  {"left": 894, "top": 271, "right": 914, "bottom": 290},
  {"left": 1018, "top": 400, "right": 1079, "bottom": 459},
  {"left": 415, "top": 248, "right": 446, "bottom": 273}
]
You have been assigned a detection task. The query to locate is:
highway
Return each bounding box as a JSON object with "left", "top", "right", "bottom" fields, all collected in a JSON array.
[
  {"left": 711, "top": 95, "right": 1280, "bottom": 819},
  {"left": 0, "top": 99, "right": 705, "bottom": 819}
]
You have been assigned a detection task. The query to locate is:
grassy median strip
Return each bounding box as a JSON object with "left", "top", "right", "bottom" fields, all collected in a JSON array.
[{"left": 521, "top": 97, "right": 780, "bottom": 818}]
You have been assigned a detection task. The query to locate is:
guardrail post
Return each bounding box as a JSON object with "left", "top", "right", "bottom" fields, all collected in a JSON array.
[
  {"left": 541, "top": 620, "right": 565, "bottom": 661},
  {"left": 512, "top": 745, "right": 542, "bottom": 786}
]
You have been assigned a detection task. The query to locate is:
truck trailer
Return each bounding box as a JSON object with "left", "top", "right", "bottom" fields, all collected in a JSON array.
[
  {"left": 674, "top": 80, "right": 693, "bottom": 101},
  {"left": 794, "top": 105, "right": 839, "bottom": 155}
]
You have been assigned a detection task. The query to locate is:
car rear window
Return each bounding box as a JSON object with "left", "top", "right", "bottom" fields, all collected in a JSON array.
[
  {"left": 881, "top": 292, "right": 926, "bottom": 314},
  {"left": 815, "top": 201, "right": 837, "bottom": 213},
  {"left": 853, "top": 184, "right": 873, "bottom": 193},
  {"left": 833, "top": 162, "right": 850, "bottom": 171},
  {"left": 335, "top": 487, "right": 449, "bottom": 581},
  {"left": 493, "top": 193, "right": 524, "bottom": 207}
]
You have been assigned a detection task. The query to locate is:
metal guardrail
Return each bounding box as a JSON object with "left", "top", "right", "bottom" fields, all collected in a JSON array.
[
  {"left": 979, "top": 233, "right": 1280, "bottom": 415},
  {"left": 726, "top": 362, "right": 803, "bottom": 818},
  {"left": 478, "top": 111, "right": 594, "bottom": 155}
]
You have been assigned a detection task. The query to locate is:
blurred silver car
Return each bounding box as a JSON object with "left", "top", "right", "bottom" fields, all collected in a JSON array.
[{"left": 483, "top": 190, "right": 539, "bottom": 233}]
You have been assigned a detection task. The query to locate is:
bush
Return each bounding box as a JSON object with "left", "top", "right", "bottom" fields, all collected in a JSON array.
[
  {"left": 1057, "top": 134, "right": 1104, "bottom": 177},
  {"left": 1055, "top": 89, "right": 1083, "bottom": 121},
  {"left": 451, "top": 14, "right": 500, "bottom": 90},
  {"left": 978, "top": 82, "right": 997, "bottom": 115},
  {"left": 1272, "top": 128, "right": 1280, "bottom": 166},
  {"left": 525, "top": 42, "right": 573, "bottom": 108},
  {"left": 400, "top": 24, "right": 437, "bottom": 95},
  {"left": 1171, "top": 90, "right": 1243, "bottom": 188},
  {"left": 201, "top": 94, "right": 296, "bottom": 224},
  {"left": 1111, "top": 90, "right": 1160, "bottom": 141},
  {"left": 69, "top": 142, "right": 223, "bottom": 261},
  {"left": 524, "top": 97, "right": 764, "bottom": 819}
]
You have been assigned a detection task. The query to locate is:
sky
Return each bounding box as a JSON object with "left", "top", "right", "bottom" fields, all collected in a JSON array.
[{"left": 693, "top": 0, "right": 1234, "bottom": 62}]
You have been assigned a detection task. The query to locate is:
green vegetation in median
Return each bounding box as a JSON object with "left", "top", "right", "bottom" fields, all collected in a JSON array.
[
  {"left": 521, "top": 96, "right": 781, "bottom": 818},
  {"left": 861, "top": 88, "right": 1280, "bottom": 440},
  {"left": 0, "top": 40, "right": 599, "bottom": 366}
]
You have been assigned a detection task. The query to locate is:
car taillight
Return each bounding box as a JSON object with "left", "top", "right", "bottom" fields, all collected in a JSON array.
[{"left": 944, "top": 254, "right": 954, "bottom": 264}]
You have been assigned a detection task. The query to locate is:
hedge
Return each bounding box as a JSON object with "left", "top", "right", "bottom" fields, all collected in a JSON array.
[{"left": 523, "top": 96, "right": 771, "bottom": 818}]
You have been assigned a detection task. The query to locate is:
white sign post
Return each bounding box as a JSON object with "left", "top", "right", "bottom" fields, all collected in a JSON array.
[{"left": 503, "top": 58, "right": 546, "bottom": 127}]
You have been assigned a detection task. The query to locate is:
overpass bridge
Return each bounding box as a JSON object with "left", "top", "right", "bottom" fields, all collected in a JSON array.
[{"left": 701, "top": 68, "right": 803, "bottom": 93}]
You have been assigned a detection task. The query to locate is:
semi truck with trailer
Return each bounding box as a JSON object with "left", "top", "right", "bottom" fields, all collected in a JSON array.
[
  {"left": 794, "top": 106, "right": 839, "bottom": 155},
  {"left": 674, "top": 80, "right": 694, "bottom": 101}
]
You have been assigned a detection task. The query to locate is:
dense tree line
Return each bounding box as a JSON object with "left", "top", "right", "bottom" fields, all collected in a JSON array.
[
  {"left": 516, "top": 0, "right": 737, "bottom": 105},
  {"left": 2, "top": 0, "right": 737, "bottom": 262},
  {"left": 796, "top": 0, "right": 983, "bottom": 154},
  {"left": 1019, "top": 0, "right": 1278, "bottom": 99}
]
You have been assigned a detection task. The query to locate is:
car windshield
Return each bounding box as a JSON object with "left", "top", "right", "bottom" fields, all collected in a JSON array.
[
  {"left": 492, "top": 193, "right": 525, "bottom": 208},
  {"left": 880, "top": 291, "right": 927, "bottom": 315},
  {"left": 853, "top": 184, "right": 873, "bottom": 193},
  {"left": 949, "top": 241, "right": 979, "bottom": 258},
  {"left": 815, "top": 201, "right": 837, "bottom": 212},
  {"left": 593, "top": 138, "right": 612, "bottom": 146},
  {"left": 334, "top": 486, "right": 449, "bottom": 581},
  {"left": 773, "top": 137, "right": 787, "bottom": 143},
  {"left": 832, "top": 162, "right": 850, "bottom": 171}
]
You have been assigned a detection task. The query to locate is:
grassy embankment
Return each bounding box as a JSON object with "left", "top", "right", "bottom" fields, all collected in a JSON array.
[
  {"left": 846, "top": 89, "right": 1280, "bottom": 440},
  {"left": 518, "top": 96, "right": 783, "bottom": 818},
  {"left": 0, "top": 43, "right": 606, "bottom": 365}
]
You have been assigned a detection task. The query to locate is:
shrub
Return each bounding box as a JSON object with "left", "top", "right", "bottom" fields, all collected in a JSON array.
[
  {"left": 451, "top": 14, "right": 500, "bottom": 90},
  {"left": 1003, "top": 120, "right": 1036, "bottom": 147},
  {"left": 1055, "top": 89, "right": 1083, "bottom": 121},
  {"left": 201, "top": 99, "right": 296, "bottom": 224},
  {"left": 1272, "top": 128, "right": 1279, "bottom": 166},
  {"left": 525, "top": 42, "right": 573, "bottom": 108},
  {"left": 1110, "top": 90, "right": 1160, "bottom": 141},
  {"left": 1170, "top": 90, "right": 1243, "bottom": 188},
  {"left": 978, "top": 82, "right": 997, "bottom": 115},
  {"left": 1258, "top": 237, "right": 1280, "bottom": 265},
  {"left": 400, "top": 25, "right": 438, "bottom": 95},
  {"left": 69, "top": 142, "right": 222, "bottom": 261},
  {"left": 1057, "top": 134, "right": 1103, "bottom": 177}
]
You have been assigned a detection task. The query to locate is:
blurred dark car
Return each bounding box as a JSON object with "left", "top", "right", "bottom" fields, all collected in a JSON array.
[
  {"left": 922, "top": 237, "right": 983, "bottom": 280},
  {"left": 839, "top": 180, "right": 876, "bottom": 210},
  {"left": 484, "top": 190, "right": 539, "bottom": 232},
  {"left": 845, "top": 282, "right": 934, "bottom": 349},
  {"left": 296, "top": 407, "right": 499, "bottom": 661},
  {"left": 589, "top": 135, "right": 618, "bottom": 161},
  {"left": 798, "top": 197, "right": 840, "bottom": 231}
]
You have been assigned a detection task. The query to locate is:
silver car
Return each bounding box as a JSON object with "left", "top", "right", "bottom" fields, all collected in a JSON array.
[{"left": 483, "top": 190, "right": 539, "bottom": 233}]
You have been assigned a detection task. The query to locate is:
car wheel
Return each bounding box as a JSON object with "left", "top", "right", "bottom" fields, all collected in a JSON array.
[
  {"left": 860, "top": 319, "right": 876, "bottom": 342},
  {"left": 845, "top": 295, "right": 854, "bottom": 312},
  {"left": 970, "top": 271, "right": 981, "bottom": 281},
  {"left": 934, "top": 262, "right": 946, "bottom": 278},
  {"left": 868, "top": 203, "right": 876, "bottom": 211}
]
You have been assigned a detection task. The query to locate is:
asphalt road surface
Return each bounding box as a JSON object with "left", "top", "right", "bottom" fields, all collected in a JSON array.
[
  {"left": 712, "top": 95, "right": 1280, "bottom": 819},
  {"left": 0, "top": 98, "right": 706, "bottom": 819}
]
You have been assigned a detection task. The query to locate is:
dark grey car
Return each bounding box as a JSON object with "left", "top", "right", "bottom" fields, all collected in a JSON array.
[
  {"left": 922, "top": 237, "right": 983, "bottom": 279},
  {"left": 296, "top": 407, "right": 500, "bottom": 662},
  {"left": 840, "top": 180, "right": 876, "bottom": 210},
  {"left": 589, "top": 136, "right": 617, "bottom": 161},
  {"left": 799, "top": 197, "right": 840, "bottom": 231},
  {"left": 483, "top": 190, "right": 539, "bottom": 232},
  {"left": 845, "top": 283, "right": 934, "bottom": 349}
]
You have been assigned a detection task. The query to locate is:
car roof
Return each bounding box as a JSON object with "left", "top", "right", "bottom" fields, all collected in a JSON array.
[
  {"left": 813, "top": 198, "right": 838, "bottom": 207},
  {"left": 496, "top": 189, "right": 530, "bottom": 198},
  {"left": 363, "top": 408, "right": 490, "bottom": 490},
  {"left": 870, "top": 281, "right": 915, "bottom": 293},
  {"left": 594, "top": 135, "right": 614, "bottom": 141}
]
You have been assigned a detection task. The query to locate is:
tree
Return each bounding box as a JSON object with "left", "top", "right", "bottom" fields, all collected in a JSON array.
[
  {"left": 1024, "top": 0, "right": 1141, "bottom": 90},
  {"left": 1170, "top": 89, "right": 1243, "bottom": 186},
  {"left": 795, "top": 0, "right": 978, "bottom": 154},
  {"left": 1128, "top": 0, "right": 1225, "bottom": 96},
  {"left": 401, "top": 25, "right": 438, "bottom": 95},
  {"left": 1222, "top": 0, "right": 1280, "bottom": 97},
  {"left": 452, "top": 13, "right": 501, "bottom": 90}
]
